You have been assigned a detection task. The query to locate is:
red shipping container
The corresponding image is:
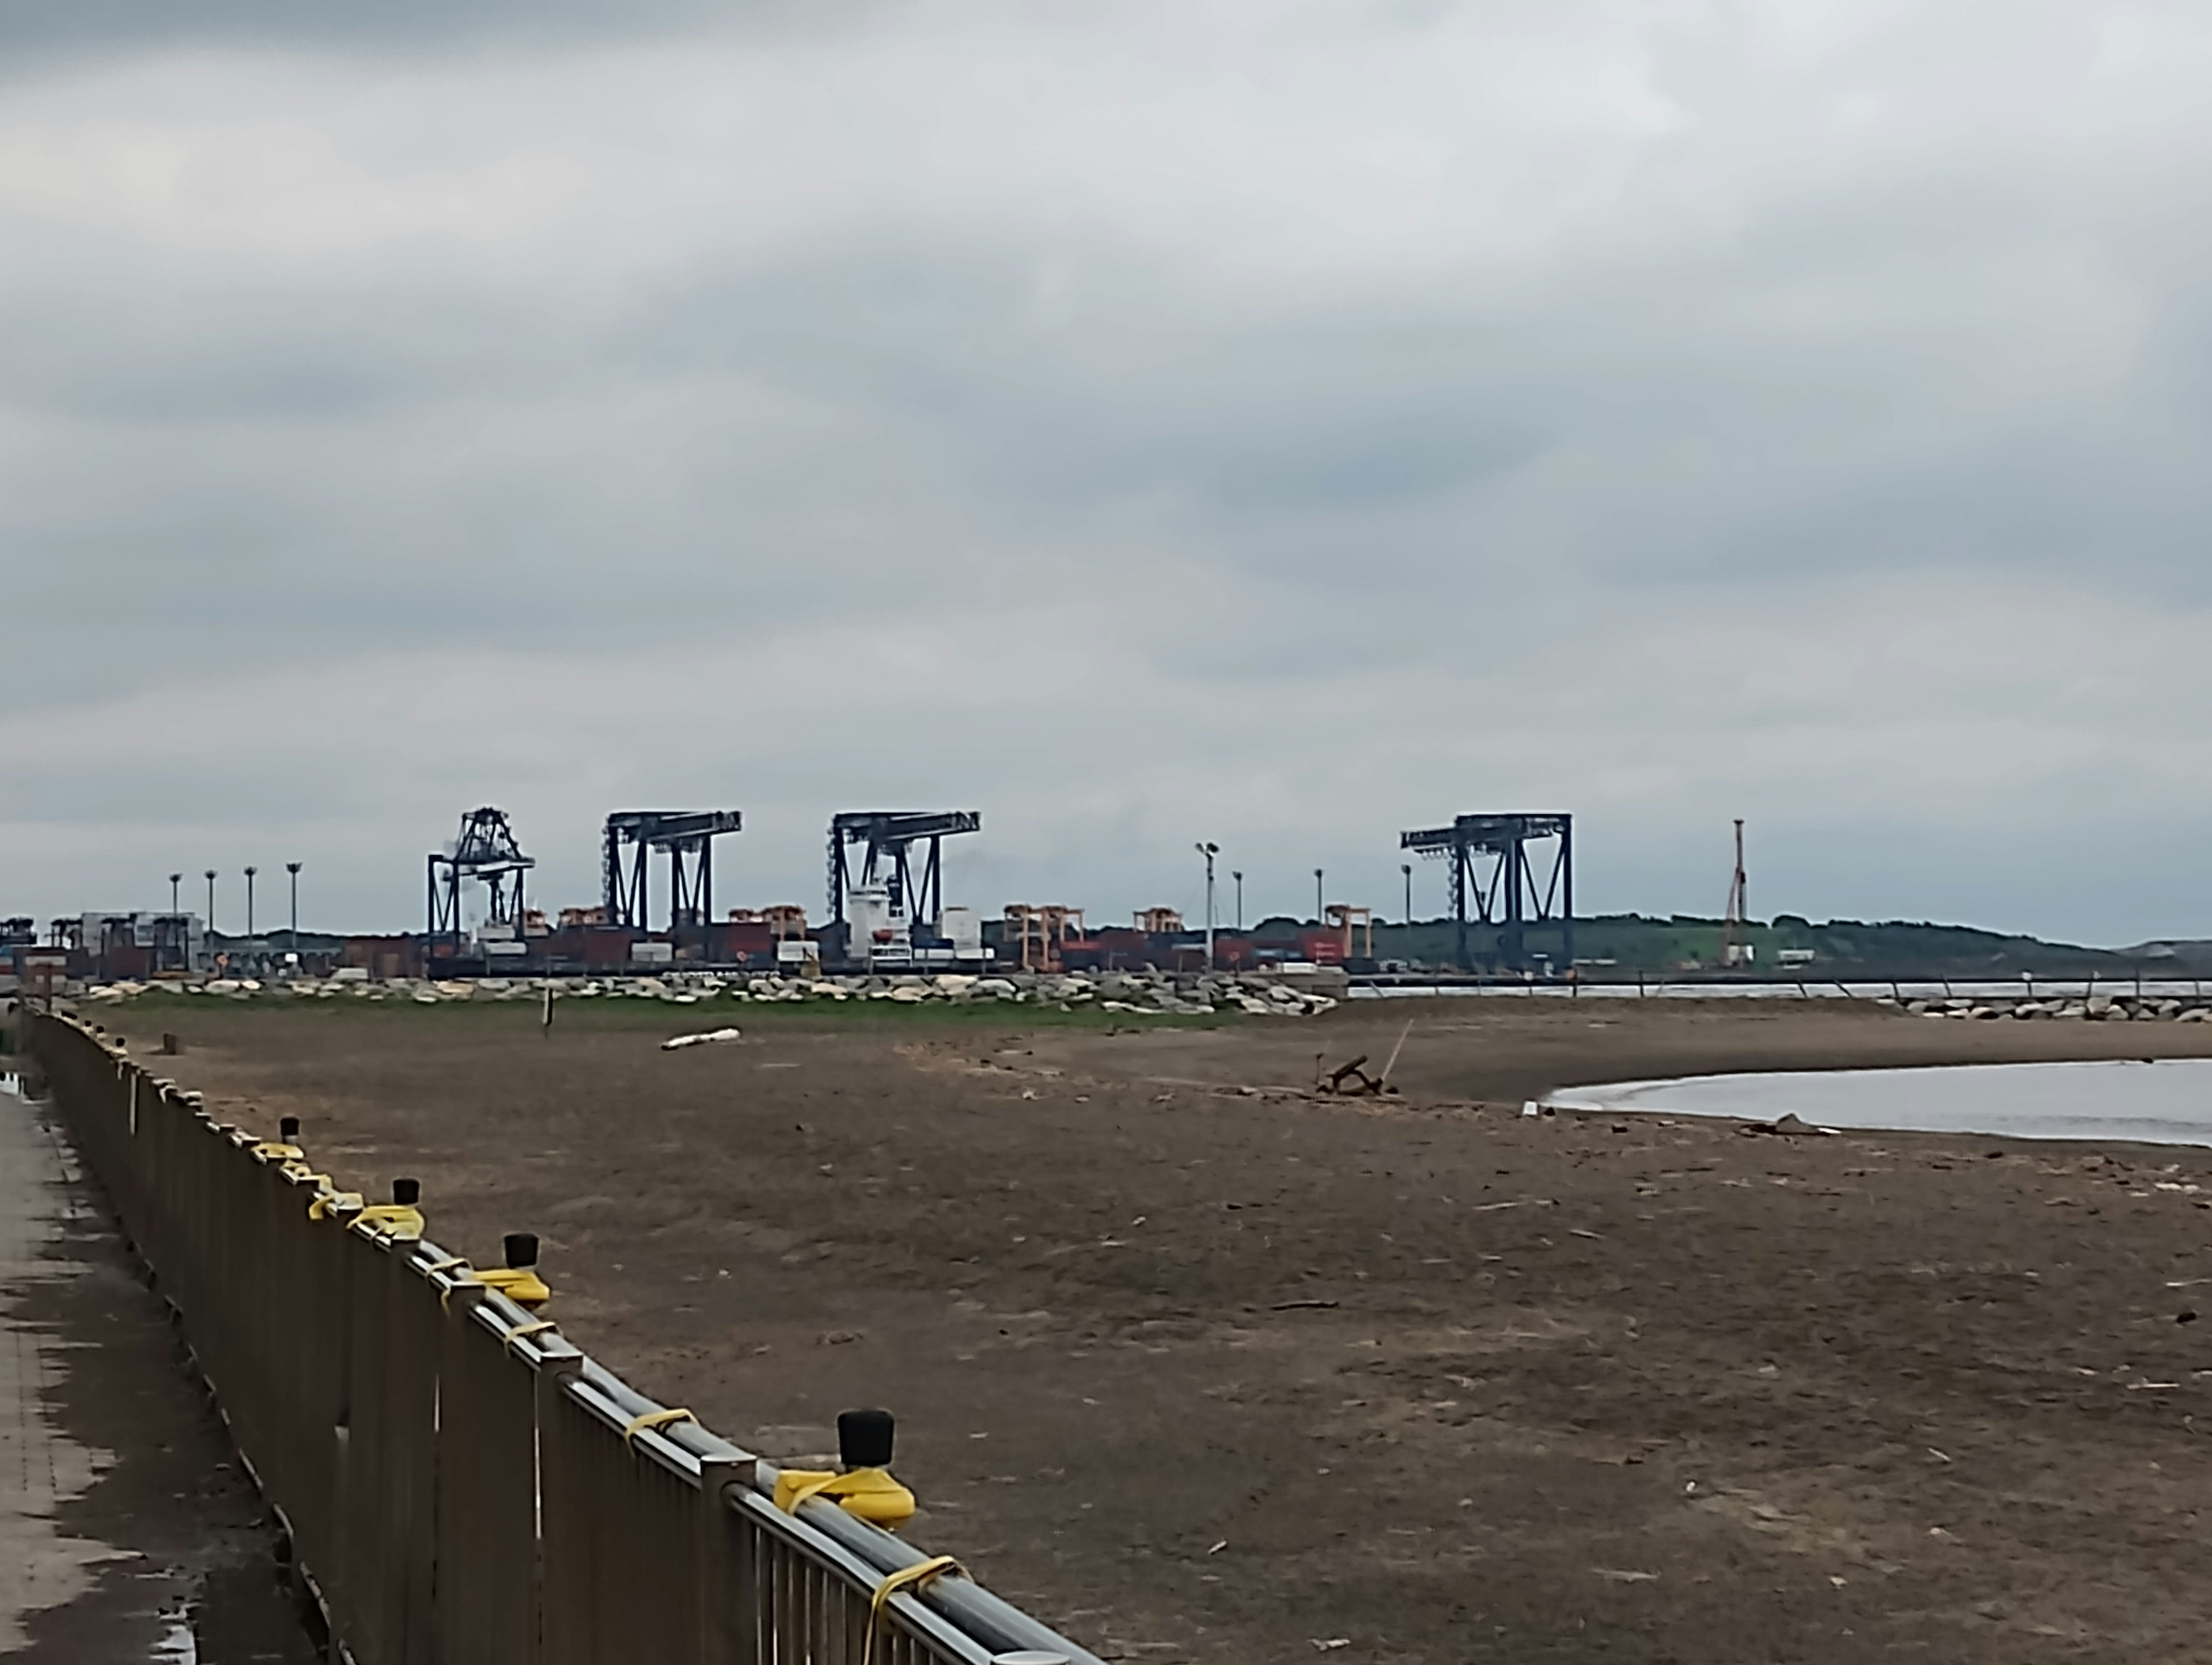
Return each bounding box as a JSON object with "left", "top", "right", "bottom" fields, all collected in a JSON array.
[
  {"left": 724, "top": 922, "right": 774, "bottom": 955},
  {"left": 581, "top": 929, "right": 638, "bottom": 965},
  {"left": 1300, "top": 931, "right": 1346, "bottom": 965}
]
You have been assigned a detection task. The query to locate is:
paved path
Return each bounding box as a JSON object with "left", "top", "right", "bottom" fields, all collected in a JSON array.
[
  {"left": 0, "top": 1070, "right": 316, "bottom": 1662},
  {"left": 0, "top": 1074, "right": 127, "bottom": 1653}
]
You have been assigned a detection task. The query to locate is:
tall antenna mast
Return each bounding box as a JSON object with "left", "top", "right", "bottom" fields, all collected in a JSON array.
[{"left": 1721, "top": 817, "right": 1748, "bottom": 968}]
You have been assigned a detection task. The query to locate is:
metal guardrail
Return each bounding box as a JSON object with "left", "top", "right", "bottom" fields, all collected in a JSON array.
[{"left": 29, "top": 1013, "right": 1098, "bottom": 1665}]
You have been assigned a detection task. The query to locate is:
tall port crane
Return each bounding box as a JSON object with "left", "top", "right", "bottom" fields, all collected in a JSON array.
[
  {"left": 827, "top": 811, "right": 980, "bottom": 938},
  {"left": 427, "top": 807, "right": 535, "bottom": 948},
  {"left": 1399, "top": 812, "right": 1573, "bottom": 973},
  {"left": 603, "top": 810, "right": 743, "bottom": 931}
]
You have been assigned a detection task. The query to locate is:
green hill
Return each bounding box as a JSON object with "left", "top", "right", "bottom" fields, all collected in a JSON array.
[{"left": 1249, "top": 913, "right": 2154, "bottom": 978}]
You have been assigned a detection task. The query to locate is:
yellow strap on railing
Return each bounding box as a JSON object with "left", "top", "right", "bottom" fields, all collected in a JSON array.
[
  {"left": 421, "top": 1256, "right": 467, "bottom": 1275},
  {"left": 775, "top": 1466, "right": 918, "bottom": 1529},
  {"left": 438, "top": 1269, "right": 482, "bottom": 1312},
  {"left": 353, "top": 1204, "right": 425, "bottom": 1241},
  {"left": 251, "top": 1140, "right": 302, "bottom": 1162},
  {"left": 308, "top": 1190, "right": 363, "bottom": 1221},
  {"left": 863, "top": 1556, "right": 963, "bottom": 1665},
  {"left": 474, "top": 1267, "right": 552, "bottom": 1307},
  {"left": 501, "top": 1319, "right": 558, "bottom": 1352},
  {"left": 621, "top": 1408, "right": 695, "bottom": 1446}
]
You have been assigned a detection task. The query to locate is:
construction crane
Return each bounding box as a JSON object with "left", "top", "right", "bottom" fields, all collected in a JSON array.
[
  {"left": 1005, "top": 904, "right": 1084, "bottom": 973},
  {"left": 427, "top": 808, "right": 535, "bottom": 949},
  {"left": 827, "top": 811, "right": 980, "bottom": 941},
  {"left": 1325, "top": 903, "right": 1375, "bottom": 961},
  {"left": 1399, "top": 813, "right": 1573, "bottom": 973},
  {"left": 1721, "top": 818, "right": 1749, "bottom": 968},
  {"left": 603, "top": 811, "right": 743, "bottom": 931}
]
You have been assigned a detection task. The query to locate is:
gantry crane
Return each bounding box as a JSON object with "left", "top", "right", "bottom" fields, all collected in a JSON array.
[
  {"left": 827, "top": 811, "right": 980, "bottom": 940},
  {"left": 603, "top": 811, "right": 743, "bottom": 931},
  {"left": 427, "top": 808, "right": 536, "bottom": 949},
  {"left": 1399, "top": 813, "right": 1573, "bottom": 973}
]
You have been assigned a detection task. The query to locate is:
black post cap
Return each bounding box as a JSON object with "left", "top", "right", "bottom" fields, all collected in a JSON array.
[
  {"left": 503, "top": 1232, "right": 539, "bottom": 1269},
  {"left": 838, "top": 1408, "right": 896, "bottom": 1470},
  {"left": 392, "top": 1177, "right": 421, "bottom": 1206},
  {"left": 279, "top": 1116, "right": 300, "bottom": 1140}
]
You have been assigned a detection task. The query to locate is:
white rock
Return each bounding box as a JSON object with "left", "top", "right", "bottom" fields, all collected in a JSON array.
[{"left": 661, "top": 1026, "right": 744, "bottom": 1050}]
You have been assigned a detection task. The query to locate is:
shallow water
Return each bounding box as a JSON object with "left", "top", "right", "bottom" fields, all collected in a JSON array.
[{"left": 1546, "top": 1057, "right": 2212, "bottom": 1147}]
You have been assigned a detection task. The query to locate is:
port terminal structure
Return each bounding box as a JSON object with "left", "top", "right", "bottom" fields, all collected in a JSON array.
[
  {"left": 178, "top": 799, "right": 1605, "bottom": 985},
  {"left": 1400, "top": 813, "right": 1573, "bottom": 974},
  {"left": 603, "top": 811, "right": 744, "bottom": 932},
  {"left": 426, "top": 807, "right": 535, "bottom": 955},
  {"left": 825, "top": 811, "right": 982, "bottom": 968}
]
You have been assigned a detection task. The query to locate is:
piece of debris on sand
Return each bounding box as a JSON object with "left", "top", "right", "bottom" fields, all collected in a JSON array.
[
  {"left": 1738, "top": 1112, "right": 1832, "bottom": 1137},
  {"left": 662, "top": 1027, "right": 744, "bottom": 1050}
]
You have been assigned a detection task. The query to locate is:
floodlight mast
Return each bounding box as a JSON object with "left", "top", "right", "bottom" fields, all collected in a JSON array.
[{"left": 1196, "top": 842, "right": 1219, "bottom": 968}]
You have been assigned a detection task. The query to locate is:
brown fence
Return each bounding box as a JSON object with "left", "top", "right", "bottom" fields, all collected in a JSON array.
[{"left": 31, "top": 1013, "right": 1095, "bottom": 1665}]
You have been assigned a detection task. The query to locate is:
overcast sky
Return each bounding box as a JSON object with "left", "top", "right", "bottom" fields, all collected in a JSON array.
[{"left": 6, "top": 1, "right": 2212, "bottom": 943}]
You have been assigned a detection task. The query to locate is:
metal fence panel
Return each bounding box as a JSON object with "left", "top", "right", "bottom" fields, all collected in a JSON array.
[
  {"left": 335, "top": 1223, "right": 396, "bottom": 1663},
  {"left": 438, "top": 1288, "right": 560, "bottom": 1665},
  {"left": 384, "top": 1243, "right": 443, "bottom": 1662},
  {"left": 539, "top": 1376, "right": 702, "bottom": 1665},
  {"left": 285, "top": 1184, "right": 355, "bottom": 1609}
]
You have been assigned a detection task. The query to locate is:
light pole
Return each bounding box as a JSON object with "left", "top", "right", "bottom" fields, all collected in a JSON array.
[
  {"left": 244, "top": 866, "right": 258, "bottom": 939},
  {"left": 204, "top": 870, "right": 217, "bottom": 934},
  {"left": 1196, "top": 842, "right": 1219, "bottom": 968},
  {"left": 1313, "top": 867, "right": 1323, "bottom": 924},
  {"left": 1402, "top": 863, "right": 1412, "bottom": 925},
  {"left": 169, "top": 873, "right": 181, "bottom": 915},
  {"left": 287, "top": 862, "right": 303, "bottom": 954},
  {"left": 1232, "top": 871, "right": 1243, "bottom": 931}
]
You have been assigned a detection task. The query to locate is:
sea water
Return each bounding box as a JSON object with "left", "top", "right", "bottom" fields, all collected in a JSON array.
[{"left": 1546, "top": 1057, "right": 2212, "bottom": 1148}]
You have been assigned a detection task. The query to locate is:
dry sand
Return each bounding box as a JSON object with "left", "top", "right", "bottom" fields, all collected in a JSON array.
[{"left": 112, "top": 995, "right": 2212, "bottom": 1664}]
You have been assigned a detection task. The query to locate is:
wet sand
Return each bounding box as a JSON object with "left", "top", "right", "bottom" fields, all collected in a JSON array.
[
  {"left": 0, "top": 1074, "right": 317, "bottom": 1664},
  {"left": 109, "top": 996, "right": 2212, "bottom": 1664}
]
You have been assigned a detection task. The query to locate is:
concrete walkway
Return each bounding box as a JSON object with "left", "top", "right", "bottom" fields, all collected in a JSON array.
[
  {"left": 0, "top": 1072, "right": 317, "bottom": 1662},
  {"left": 0, "top": 1075, "right": 119, "bottom": 1652}
]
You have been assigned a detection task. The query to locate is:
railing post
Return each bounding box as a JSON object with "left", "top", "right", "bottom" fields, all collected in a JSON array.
[
  {"left": 535, "top": 1342, "right": 593, "bottom": 1665},
  {"left": 699, "top": 1451, "right": 759, "bottom": 1665}
]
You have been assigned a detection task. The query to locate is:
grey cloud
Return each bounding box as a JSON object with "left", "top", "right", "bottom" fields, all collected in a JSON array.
[
  {"left": 0, "top": 274, "right": 584, "bottom": 424},
  {"left": 12, "top": 6, "right": 2212, "bottom": 939},
  {"left": 622, "top": 244, "right": 1551, "bottom": 510},
  {"left": 10, "top": 185, "right": 2203, "bottom": 704},
  {"left": 1, "top": 0, "right": 887, "bottom": 67},
  {"left": 1, "top": 754, "right": 367, "bottom": 826}
]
